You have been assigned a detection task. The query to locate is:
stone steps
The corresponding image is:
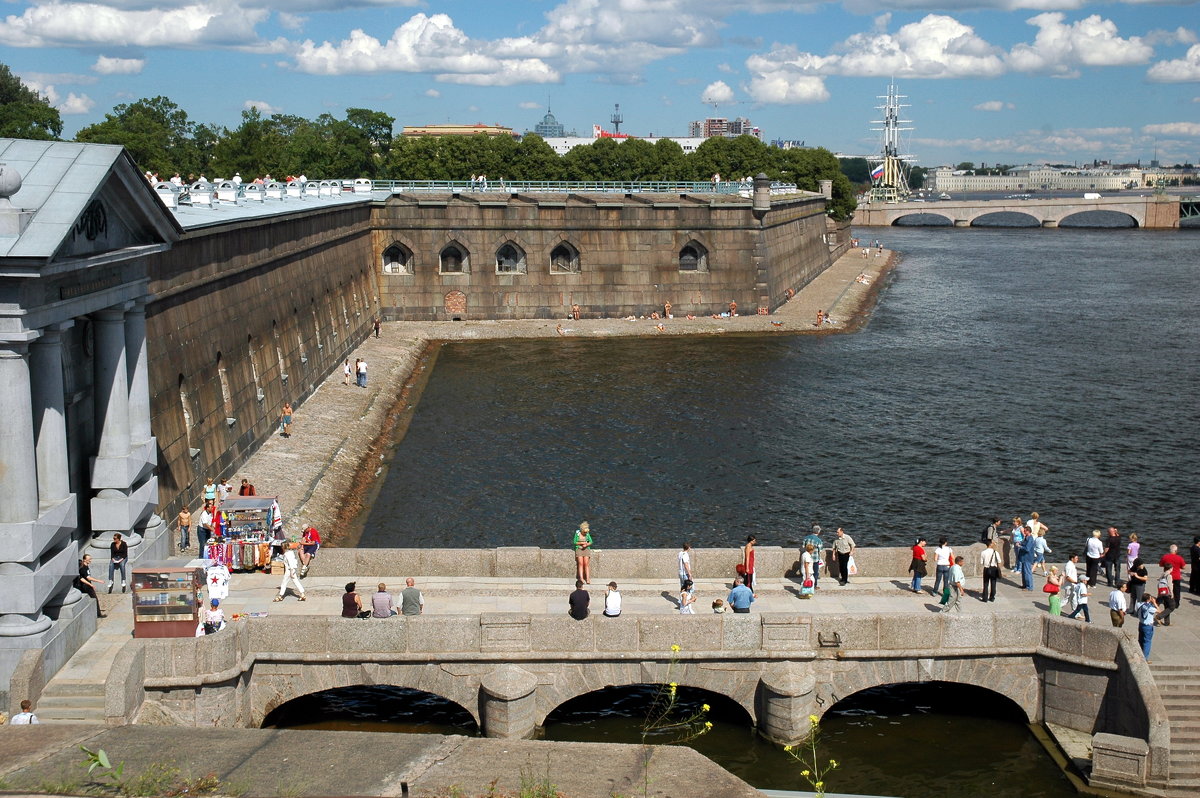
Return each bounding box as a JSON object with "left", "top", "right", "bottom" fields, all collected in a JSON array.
[
  {"left": 36, "top": 683, "right": 107, "bottom": 724},
  {"left": 1151, "top": 663, "right": 1200, "bottom": 787}
]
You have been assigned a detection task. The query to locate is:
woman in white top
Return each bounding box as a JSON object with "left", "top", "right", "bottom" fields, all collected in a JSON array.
[
  {"left": 679, "top": 579, "right": 696, "bottom": 614},
  {"left": 603, "top": 581, "right": 622, "bottom": 617},
  {"left": 1085, "top": 529, "right": 1105, "bottom": 587},
  {"left": 678, "top": 543, "right": 693, "bottom": 590},
  {"left": 933, "top": 539, "right": 954, "bottom": 596},
  {"left": 802, "top": 542, "right": 816, "bottom": 586}
]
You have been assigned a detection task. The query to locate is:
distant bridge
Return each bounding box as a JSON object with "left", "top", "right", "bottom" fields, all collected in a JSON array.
[{"left": 855, "top": 195, "right": 1182, "bottom": 229}]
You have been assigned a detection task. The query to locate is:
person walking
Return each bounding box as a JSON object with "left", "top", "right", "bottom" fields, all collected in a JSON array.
[
  {"left": 1127, "top": 558, "right": 1149, "bottom": 609},
  {"left": 372, "top": 583, "right": 395, "bottom": 617},
  {"left": 909, "top": 537, "right": 928, "bottom": 594},
  {"left": 932, "top": 538, "right": 953, "bottom": 596},
  {"left": 1103, "top": 527, "right": 1123, "bottom": 586},
  {"left": 603, "top": 581, "right": 622, "bottom": 617},
  {"left": 679, "top": 579, "right": 697, "bottom": 614},
  {"left": 10, "top": 700, "right": 38, "bottom": 725},
  {"left": 832, "top": 527, "right": 855, "bottom": 586},
  {"left": 1156, "top": 568, "right": 1176, "bottom": 626},
  {"left": 1136, "top": 594, "right": 1161, "bottom": 661},
  {"left": 279, "top": 401, "right": 293, "bottom": 438},
  {"left": 979, "top": 539, "right": 1001, "bottom": 602},
  {"left": 1045, "top": 566, "right": 1064, "bottom": 615},
  {"left": 1066, "top": 579, "right": 1092, "bottom": 622},
  {"left": 741, "top": 535, "right": 757, "bottom": 592},
  {"left": 803, "top": 525, "right": 824, "bottom": 589},
  {"left": 198, "top": 501, "right": 214, "bottom": 553},
  {"left": 1085, "top": 529, "right": 1104, "bottom": 587},
  {"left": 1160, "top": 544, "right": 1186, "bottom": 610},
  {"left": 177, "top": 506, "right": 191, "bottom": 552},
  {"left": 568, "top": 580, "right": 590, "bottom": 619},
  {"left": 678, "top": 543, "right": 693, "bottom": 590},
  {"left": 400, "top": 577, "right": 424, "bottom": 615},
  {"left": 573, "top": 521, "right": 593, "bottom": 584},
  {"left": 238, "top": 478, "right": 256, "bottom": 496},
  {"left": 940, "top": 556, "right": 965, "bottom": 613},
  {"left": 342, "top": 359, "right": 352, "bottom": 386},
  {"left": 202, "top": 476, "right": 217, "bottom": 505},
  {"left": 108, "top": 533, "right": 128, "bottom": 593},
  {"left": 1031, "top": 530, "right": 1052, "bottom": 576},
  {"left": 273, "top": 543, "right": 306, "bottom": 602},
  {"left": 727, "top": 576, "right": 754, "bottom": 613},
  {"left": 1108, "top": 583, "right": 1128, "bottom": 627},
  {"left": 373, "top": 316, "right": 381, "bottom": 338},
  {"left": 75, "top": 554, "right": 105, "bottom": 618},
  {"left": 357, "top": 358, "right": 368, "bottom": 387}
]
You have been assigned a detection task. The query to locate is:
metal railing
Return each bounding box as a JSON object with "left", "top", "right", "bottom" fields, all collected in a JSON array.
[{"left": 371, "top": 179, "right": 800, "bottom": 195}]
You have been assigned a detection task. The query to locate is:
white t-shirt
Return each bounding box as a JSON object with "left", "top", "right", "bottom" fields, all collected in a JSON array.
[
  {"left": 935, "top": 545, "right": 953, "bottom": 566},
  {"left": 802, "top": 550, "right": 814, "bottom": 576},
  {"left": 679, "top": 590, "right": 695, "bottom": 614},
  {"left": 1086, "top": 537, "right": 1104, "bottom": 559},
  {"left": 1064, "top": 561, "right": 1079, "bottom": 583},
  {"left": 357, "top": 360, "right": 367, "bottom": 375},
  {"left": 10, "top": 711, "right": 38, "bottom": 724},
  {"left": 604, "top": 590, "right": 622, "bottom": 616},
  {"left": 678, "top": 550, "right": 691, "bottom": 577}
]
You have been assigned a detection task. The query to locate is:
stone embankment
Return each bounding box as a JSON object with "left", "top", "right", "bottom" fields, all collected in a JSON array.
[{"left": 232, "top": 247, "right": 896, "bottom": 542}]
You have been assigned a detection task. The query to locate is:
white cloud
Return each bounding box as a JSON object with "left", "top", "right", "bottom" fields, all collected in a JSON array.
[
  {"left": 293, "top": 13, "right": 559, "bottom": 85},
  {"left": 974, "top": 100, "right": 1015, "bottom": 110},
  {"left": 1006, "top": 13, "right": 1152, "bottom": 77},
  {"left": 19, "top": 71, "right": 97, "bottom": 86},
  {"left": 244, "top": 99, "right": 281, "bottom": 113},
  {"left": 0, "top": 2, "right": 270, "bottom": 49},
  {"left": 1147, "top": 44, "right": 1200, "bottom": 82},
  {"left": 59, "top": 92, "right": 95, "bottom": 114},
  {"left": 914, "top": 125, "right": 1134, "bottom": 156},
  {"left": 93, "top": 55, "right": 144, "bottom": 75},
  {"left": 518, "top": 101, "right": 541, "bottom": 109},
  {"left": 1142, "top": 122, "right": 1200, "bottom": 136},
  {"left": 746, "top": 71, "right": 829, "bottom": 104},
  {"left": 700, "top": 80, "right": 734, "bottom": 104},
  {"left": 424, "top": 88, "right": 440, "bottom": 98},
  {"left": 1143, "top": 27, "right": 1197, "bottom": 46},
  {"left": 277, "top": 12, "right": 306, "bottom": 32},
  {"left": 717, "top": 62, "right": 734, "bottom": 74}
]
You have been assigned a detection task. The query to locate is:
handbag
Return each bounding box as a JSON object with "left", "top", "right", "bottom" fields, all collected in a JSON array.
[
  {"left": 735, "top": 563, "right": 748, "bottom": 577},
  {"left": 1043, "top": 582, "right": 1060, "bottom": 594},
  {"left": 800, "top": 579, "right": 814, "bottom": 598},
  {"left": 847, "top": 555, "right": 858, "bottom": 576}
]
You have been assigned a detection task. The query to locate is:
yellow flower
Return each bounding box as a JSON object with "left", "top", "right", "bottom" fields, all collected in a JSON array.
[
  {"left": 808, "top": 714, "right": 819, "bottom": 723},
  {"left": 815, "top": 782, "right": 824, "bottom": 790},
  {"left": 829, "top": 759, "right": 838, "bottom": 768},
  {"left": 702, "top": 703, "right": 711, "bottom": 712},
  {"left": 704, "top": 721, "right": 713, "bottom": 729},
  {"left": 669, "top": 682, "right": 678, "bottom": 688},
  {"left": 801, "top": 770, "right": 810, "bottom": 777},
  {"left": 784, "top": 745, "right": 793, "bottom": 752},
  {"left": 671, "top": 644, "right": 681, "bottom": 652}
]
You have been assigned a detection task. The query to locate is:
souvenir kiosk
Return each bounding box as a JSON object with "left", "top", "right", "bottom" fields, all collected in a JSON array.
[
  {"left": 203, "top": 497, "right": 283, "bottom": 572},
  {"left": 131, "top": 562, "right": 204, "bottom": 638}
]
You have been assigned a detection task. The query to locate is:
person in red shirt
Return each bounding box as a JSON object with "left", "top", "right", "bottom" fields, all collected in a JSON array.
[
  {"left": 238, "top": 478, "right": 256, "bottom": 496},
  {"left": 300, "top": 526, "right": 321, "bottom": 577},
  {"left": 1160, "top": 544, "right": 1187, "bottom": 609}
]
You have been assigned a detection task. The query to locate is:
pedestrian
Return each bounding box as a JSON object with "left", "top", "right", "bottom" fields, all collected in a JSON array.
[
  {"left": 679, "top": 579, "right": 697, "bottom": 614},
  {"left": 932, "top": 537, "right": 953, "bottom": 596},
  {"left": 373, "top": 316, "right": 381, "bottom": 338},
  {"left": 802, "top": 542, "right": 818, "bottom": 596},
  {"left": 273, "top": 542, "right": 306, "bottom": 601},
  {"left": 74, "top": 554, "right": 105, "bottom": 618},
  {"left": 568, "top": 579, "right": 590, "bottom": 619},
  {"left": 678, "top": 543, "right": 693, "bottom": 590},
  {"left": 108, "top": 532, "right": 128, "bottom": 594},
  {"left": 1016, "top": 529, "right": 1037, "bottom": 591},
  {"left": 979, "top": 539, "right": 1000, "bottom": 602},
  {"left": 400, "top": 577, "right": 424, "bottom": 615},
  {"left": 940, "top": 556, "right": 965, "bottom": 613},
  {"left": 1191, "top": 536, "right": 1200, "bottom": 596},
  {"left": 909, "top": 537, "right": 928, "bottom": 593},
  {"left": 741, "top": 535, "right": 757, "bottom": 592},
  {"left": 1136, "top": 594, "right": 1161, "bottom": 661},
  {"left": 341, "top": 583, "right": 371, "bottom": 619},
  {"left": 803, "top": 525, "right": 824, "bottom": 589},
  {"left": 299, "top": 525, "right": 321, "bottom": 577},
  {"left": 832, "top": 527, "right": 856, "bottom": 586},
  {"left": 217, "top": 478, "right": 232, "bottom": 503},
  {"left": 1063, "top": 553, "right": 1082, "bottom": 612},
  {"left": 1108, "top": 582, "right": 1128, "bottom": 627},
  {"left": 357, "top": 358, "right": 368, "bottom": 387},
  {"left": 1008, "top": 517, "right": 1025, "bottom": 572},
  {"left": 573, "top": 521, "right": 593, "bottom": 584},
  {"left": 343, "top": 359, "right": 351, "bottom": 386},
  {"left": 279, "top": 401, "right": 293, "bottom": 438},
  {"left": 1127, "top": 558, "right": 1149, "bottom": 609},
  {"left": 238, "top": 478, "right": 256, "bottom": 496},
  {"left": 372, "top": 583, "right": 396, "bottom": 617},
  {"left": 603, "top": 581, "right": 622, "bottom": 617},
  {"left": 1155, "top": 568, "right": 1176, "bottom": 626},
  {"left": 1031, "top": 529, "right": 1052, "bottom": 576},
  {"left": 202, "top": 476, "right": 217, "bottom": 504},
  {"left": 1066, "top": 579, "right": 1092, "bottom": 622},
  {"left": 203, "top": 598, "right": 226, "bottom": 633},
  {"left": 177, "top": 505, "right": 191, "bottom": 552},
  {"left": 1044, "top": 566, "right": 1064, "bottom": 615},
  {"left": 727, "top": 576, "right": 754, "bottom": 613},
  {"left": 198, "top": 501, "right": 214, "bottom": 553},
  {"left": 1126, "top": 532, "right": 1141, "bottom": 577},
  {"left": 1159, "top": 544, "right": 1186, "bottom": 609},
  {"left": 10, "top": 699, "right": 38, "bottom": 725},
  {"left": 1103, "top": 527, "right": 1123, "bottom": 586},
  {"left": 1085, "top": 529, "right": 1104, "bottom": 587},
  {"left": 982, "top": 517, "right": 1001, "bottom": 545}
]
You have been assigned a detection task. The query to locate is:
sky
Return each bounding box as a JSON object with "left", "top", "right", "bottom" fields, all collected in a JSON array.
[{"left": 4, "top": 0, "right": 1199, "bottom": 167}]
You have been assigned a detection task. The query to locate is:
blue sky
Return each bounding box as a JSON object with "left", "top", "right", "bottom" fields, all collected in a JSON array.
[{"left": 4, "top": 0, "right": 1199, "bottom": 166}]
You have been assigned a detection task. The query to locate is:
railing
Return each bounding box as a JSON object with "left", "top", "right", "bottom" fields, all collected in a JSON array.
[{"left": 372, "top": 179, "right": 800, "bottom": 196}]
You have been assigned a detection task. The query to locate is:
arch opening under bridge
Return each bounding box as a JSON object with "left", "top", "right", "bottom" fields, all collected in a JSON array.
[
  {"left": 541, "top": 683, "right": 753, "bottom": 738},
  {"left": 261, "top": 683, "right": 480, "bottom": 735}
]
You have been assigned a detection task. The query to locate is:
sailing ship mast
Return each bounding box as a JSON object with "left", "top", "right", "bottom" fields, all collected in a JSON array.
[{"left": 868, "top": 83, "right": 915, "bottom": 203}]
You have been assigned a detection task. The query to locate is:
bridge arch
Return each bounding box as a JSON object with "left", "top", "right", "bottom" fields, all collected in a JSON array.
[
  {"left": 1057, "top": 210, "right": 1139, "bottom": 228},
  {"left": 970, "top": 211, "right": 1041, "bottom": 227},
  {"left": 262, "top": 683, "right": 479, "bottom": 734},
  {"left": 890, "top": 212, "right": 953, "bottom": 226},
  {"left": 542, "top": 682, "right": 753, "bottom": 736}
]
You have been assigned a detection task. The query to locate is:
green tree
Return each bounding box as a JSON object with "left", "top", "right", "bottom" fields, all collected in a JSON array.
[
  {"left": 0, "top": 63, "right": 62, "bottom": 140},
  {"left": 651, "top": 138, "right": 689, "bottom": 181},
  {"left": 510, "top": 133, "right": 561, "bottom": 180},
  {"left": 954, "top": 161, "right": 975, "bottom": 172},
  {"left": 209, "top": 107, "right": 276, "bottom": 178},
  {"left": 839, "top": 157, "right": 870, "bottom": 184},
  {"left": 76, "top": 96, "right": 197, "bottom": 176},
  {"left": 344, "top": 107, "right": 394, "bottom": 173},
  {"left": 908, "top": 165, "right": 927, "bottom": 190}
]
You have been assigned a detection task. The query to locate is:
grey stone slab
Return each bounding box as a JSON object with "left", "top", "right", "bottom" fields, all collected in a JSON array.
[
  {"left": 637, "top": 615, "right": 723, "bottom": 654},
  {"left": 943, "top": 614, "right": 996, "bottom": 649},
  {"left": 593, "top": 615, "right": 639, "bottom": 652},
  {"left": 405, "top": 616, "right": 480, "bottom": 653},
  {"left": 810, "top": 614, "right": 879, "bottom": 650},
  {"left": 529, "top": 615, "right": 594, "bottom": 652}
]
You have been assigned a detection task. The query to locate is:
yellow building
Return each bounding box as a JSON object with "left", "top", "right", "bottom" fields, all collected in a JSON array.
[{"left": 401, "top": 123, "right": 518, "bottom": 138}]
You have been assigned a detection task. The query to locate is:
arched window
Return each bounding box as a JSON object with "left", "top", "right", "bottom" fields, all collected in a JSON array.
[
  {"left": 440, "top": 243, "right": 468, "bottom": 274},
  {"left": 382, "top": 244, "right": 412, "bottom": 275},
  {"left": 679, "top": 241, "right": 708, "bottom": 272},
  {"left": 550, "top": 242, "right": 581, "bottom": 274},
  {"left": 496, "top": 242, "right": 526, "bottom": 274}
]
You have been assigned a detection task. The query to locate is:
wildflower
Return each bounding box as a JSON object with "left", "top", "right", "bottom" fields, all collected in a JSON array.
[
  {"left": 815, "top": 782, "right": 824, "bottom": 790},
  {"left": 671, "top": 644, "right": 681, "bottom": 652},
  {"left": 669, "top": 682, "right": 678, "bottom": 688},
  {"left": 801, "top": 770, "right": 810, "bottom": 777},
  {"left": 829, "top": 759, "right": 838, "bottom": 768},
  {"left": 701, "top": 704, "right": 710, "bottom": 712},
  {"left": 784, "top": 745, "right": 793, "bottom": 752},
  {"left": 704, "top": 721, "right": 713, "bottom": 729},
  {"left": 808, "top": 714, "right": 819, "bottom": 724}
]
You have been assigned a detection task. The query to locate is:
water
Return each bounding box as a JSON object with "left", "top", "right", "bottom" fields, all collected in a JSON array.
[{"left": 361, "top": 227, "right": 1199, "bottom": 554}]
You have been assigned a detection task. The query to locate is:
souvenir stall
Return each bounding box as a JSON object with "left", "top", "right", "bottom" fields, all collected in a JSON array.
[
  {"left": 131, "top": 563, "right": 204, "bottom": 638},
  {"left": 203, "top": 497, "right": 284, "bottom": 572}
]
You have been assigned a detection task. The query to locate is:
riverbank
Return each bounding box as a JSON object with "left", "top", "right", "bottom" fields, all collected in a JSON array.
[{"left": 233, "top": 249, "right": 896, "bottom": 542}]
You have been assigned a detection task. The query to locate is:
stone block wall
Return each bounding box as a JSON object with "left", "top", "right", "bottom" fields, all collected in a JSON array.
[{"left": 146, "top": 205, "right": 377, "bottom": 519}]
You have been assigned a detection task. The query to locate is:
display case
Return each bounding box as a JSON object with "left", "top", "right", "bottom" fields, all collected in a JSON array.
[{"left": 131, "top": 564, "right": 203, "bottom": 638}]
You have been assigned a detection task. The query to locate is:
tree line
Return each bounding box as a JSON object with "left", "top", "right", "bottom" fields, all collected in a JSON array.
[{"left": 1, "top": 64, "right": 857, "bottom": 218}]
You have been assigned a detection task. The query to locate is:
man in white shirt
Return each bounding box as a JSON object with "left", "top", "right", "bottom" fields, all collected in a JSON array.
[
  {"left": 677, "top": 544, "right": 693, "bottom": 590},
  {"left": 1063, "top": 553, "right": 1081, "bottom": 612},
  {"left": 10, "top": 699, "right": 39, "bottom": 724},
  {"left": 273, "top": 543, "right": 306, "bottom": 602},
  {"left": 1108, "top": 583, "right": 1128, "bottom": 627},
  {"left": 604, "top": 581, "right": 622, "bottom": 617}
]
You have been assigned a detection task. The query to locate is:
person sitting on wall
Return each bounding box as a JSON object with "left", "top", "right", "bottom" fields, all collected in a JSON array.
[
  {"left": 299, "top": 526, "right": 321, "bottom": 577},
  {"left": 728, "top": 300, "right": 738, "bottom": 316}
]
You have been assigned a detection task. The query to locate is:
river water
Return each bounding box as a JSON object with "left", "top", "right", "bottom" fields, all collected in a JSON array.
[{"left": 361, "top": 226, "right": 1199, "bottom": 555}]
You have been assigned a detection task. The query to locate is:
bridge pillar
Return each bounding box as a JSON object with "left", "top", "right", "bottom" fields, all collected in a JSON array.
[
  {"left": 757, "top": 663, "right": 816, "bottom": 745},
  {"left": 1041, "top": 219, "right": 1059, "bottom": 228},
  {"left": 480, "top": 665, "right": 539, "bottom": 739},
  {"left": 953, "top": 219, "right": 970, "bottom": 227}
]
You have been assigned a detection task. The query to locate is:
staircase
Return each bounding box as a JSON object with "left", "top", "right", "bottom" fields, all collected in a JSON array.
[
  {"left": 33, "top": 681, "right": 107, "bottom": 724},
  {"left": 1151, "top": 663, "right": 1200, "bottom": 795}
]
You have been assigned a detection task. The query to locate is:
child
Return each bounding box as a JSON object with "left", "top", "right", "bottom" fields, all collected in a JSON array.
[{"left": 712, "top": 598, "right": 726, "bottom": 614}]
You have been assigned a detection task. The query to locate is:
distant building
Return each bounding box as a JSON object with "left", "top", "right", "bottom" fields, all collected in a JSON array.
[
  {"left": 688, "top": 116, "right": 762, "bottom": 140},
  {"left": 533, "top": 108, "right": 565, "bottom": 138},
  {"left": 401, "top": 123, "right": 519, "bottom": 138},
  {"left": 771, "top": 140, "right": 808, "bottom": 150},
  {"left": 541, "top": 124, "right": 706, "bottom": 156}
]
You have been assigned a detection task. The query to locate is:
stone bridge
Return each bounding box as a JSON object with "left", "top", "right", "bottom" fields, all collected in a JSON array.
[
  {"left": 854, "top": 195, "right": 1182, "bottom": 228},
  {"left": 105, "top": 611, "right": 1168, "bottom": 794}
]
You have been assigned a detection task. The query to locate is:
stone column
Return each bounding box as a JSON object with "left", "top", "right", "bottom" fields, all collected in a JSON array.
[
  {"left": 30, "top": 325, "right": 71, "bottom": 505},
  {"left": 92, "top": 307, "right": 131, "bottom": 459},
  {"left": 124, "top": 300, "right": 152, "bottom": 445},
  {"left": 480, "top": 665, "right": 539, "bottom": 739},
  {"left": 0, "top": 340, "right": 39, "bottom": 523},
  {"left": 757, "top": 663, "right": 816, "bottom": 745}
]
